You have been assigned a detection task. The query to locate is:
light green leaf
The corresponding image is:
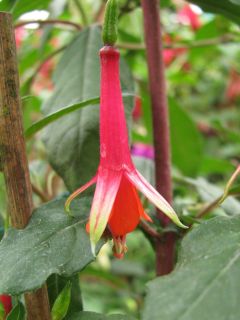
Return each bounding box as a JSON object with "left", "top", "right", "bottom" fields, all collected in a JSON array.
[
  {"left": 6, "top": 302, "right": 25, "bottom": 320},
  {"left": 0, "top": 197, "right": 103, "bottom": 295},
  {"left": 42, "top": 26, "right": 134, "bottom": 191},
  {"left": 190, "top": 177, "right": 240, "bottom": 215},
  {"left": 169, "top": 98, "right": 203, "bottom": 176},
  {"left": 187, "top": 0, "right": 240, "bottom": 25},
  {"left": 12, "top": 0, "right": 51, "bottom": 20},
  {"left": 67, "top": 312, "right": 135, "bottom": 320},
  {"left": 26, "top": 98, "right": 99, "bottom": 138},
  {"left": 47, "top": 274, "right": 83, "bottom": 318},
  {"left": 25, "top": 93, "right": 133, "bottom": 138},
  {"left": 230, "top": 0, "right": 240, "bottom": 4},
  {"left": 0, "top": 0, "right": 51, "bottom": 19},
  {"left": 0, "top": 302, "right": 4, "bottom": 320},
  {"left": 143, "top": 216, "right": 240, "bottom": 320},
  {"left": 51, "top": 281, "right": 71, "bottom": 320}
]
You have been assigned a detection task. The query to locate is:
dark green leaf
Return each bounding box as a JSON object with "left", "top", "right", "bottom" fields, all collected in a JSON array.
[
  {"left": 187, "top": 0, "right": 240, "bottom": 25},
  {"left": 229, "top": 185, "right": 240, "bottom": 196},
  {"left": 67, "top": 311, "right": 135, "bottom": 320},
  {"left": 51, "top": 281, "right": 71, "bottom": 320},
  {"left": 6, "top": 302, "right": 25, "bottom": 320},
  {"left": 47, "top": 274, "right": 83, "bottom": 317},
  {"left": 169, "top": 98, "right": 203, "bottom": 176},
  {"left": 42, "top": 26, "right": 134, "bottom": 191},
  {"left": 143, "top": 216, "right": 240, "bottom": 320},
  {"left": 0, "top": 197, "right": 103, "bottom": 295}
]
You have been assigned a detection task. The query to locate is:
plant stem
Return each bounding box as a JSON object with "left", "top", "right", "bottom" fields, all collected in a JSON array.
[
  {"left": 141, "top": 0, "right": 175, "bottom": 275},
  {"left": 0, "top": 13, "right": 51, "bottom": 320},
  {"left": 117, "top": 34, "right": 235, "bottom": 50},
  {"left": 15, "top": 19, "right": 82, "bottom": 30}
]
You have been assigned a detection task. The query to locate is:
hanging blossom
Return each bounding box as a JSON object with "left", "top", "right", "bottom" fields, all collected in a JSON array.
[{"left": 65, "top": 46, "right": 187, "bottom": 258}]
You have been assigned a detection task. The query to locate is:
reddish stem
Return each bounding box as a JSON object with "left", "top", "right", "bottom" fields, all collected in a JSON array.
[{"left": 141, "top": 0, "right": 175, "bottom": 275}]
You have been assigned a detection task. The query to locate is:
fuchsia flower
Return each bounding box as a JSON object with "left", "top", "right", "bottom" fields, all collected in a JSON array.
[
  {"left": 66, "top": 46, "right": 186, "bottom": 258},
  {"left": 132, "top": 143, "right": 154, "bottom": 160},
  {"left": 178, "top": 4, "right": 201, "bottom": 31}
]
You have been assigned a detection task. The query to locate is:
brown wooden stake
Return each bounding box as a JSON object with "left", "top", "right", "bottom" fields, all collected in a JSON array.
[
  {"left": 141, "top": 0, "right": 176, "bottom": 275},
  {"left": 0, "top": 12, "right": 51, "bottom": 320}
]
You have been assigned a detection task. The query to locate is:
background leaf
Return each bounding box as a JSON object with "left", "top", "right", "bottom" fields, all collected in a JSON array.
[
  {"left": 0, "top": 0, "right": 52, "bottom": 19},
  {"left": 67, "top": 311, "right": 135, "bottom": 320},
  {"left": 143, "top": 216, "right": 240, "bottom": 320},
  {"left": 42, "top": 26, "right": 134, "bottom": 191},
  {"left": 47, "top": 274, "right": 83, "bottom": 318},
  {"left": 188, "top": 177, "right": 240, "bottom": 215},
  {"left": 187, "top": 0, "right": 240, "bottom": 25},
  {"left": 6, "top": 302, "right": 25, "bottom": 320},
  {"left": 169, "top": 98, "right": 204, "bottom": 176},
  {"left": 0, "top": 197, "right": 103, "bottom": 295},
  {"left": 51, "top": 281, "right": 71, "bottom": 320}
]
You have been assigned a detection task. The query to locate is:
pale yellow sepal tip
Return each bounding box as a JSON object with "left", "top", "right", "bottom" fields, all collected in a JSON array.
[
  {"left": 173, "top": 216, "right": 188, "bottom": 229},
  {"left": 90, "top": 241, "right": 97, "bottom": 258}
]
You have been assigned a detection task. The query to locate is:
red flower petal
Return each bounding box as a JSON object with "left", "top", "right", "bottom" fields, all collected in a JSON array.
[
  {"left": 108, "top": 175, "right": 143, "bottom": 236},
  {"left": 89, "top": 167, "right": 122, "bottom": 247}
]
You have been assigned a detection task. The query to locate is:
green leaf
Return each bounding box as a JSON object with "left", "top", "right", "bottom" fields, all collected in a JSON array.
[
  {"left": 191, "top": 177, "right": 240, "bottom": 215},
  {"left": 67, "top": 312, "right": 135, "bottom": 320},
  {"left": 230, "top": 0, "right": 240, "bottom": 5},
  {"left": 0, "top": 0, "right": 51, "bottom": 19},
  {"left": 25, "top": 93, "right": 133, "bottom": 138},
  {"left": 47, "top": 274, "right": 83, "bottom": 317},
  {"left": 0, "top": 302, "right": 5, "bottom": 320},
  {"left": 169, "top": 98, "right": 203, "bottom": 176},
  {"left": 12, "top": 0, "right": 51, "bottom": 20},
  {"left": 51, "top": 281, "right": 71, "bottom": 320},
  {"left": 42, "top": 26, "right": 134, "bottom": 191},
  {"left": 187, "top": 0, "right": 240, "bottom": 25},
  {"left": 0, "top": 197, "right": 103, "bottom": 295},
  {"left": 6, "top": 302, "right": 25, "bottom": 320},
  {"left": 26, "top": 98, "right": 99, "bottom": 138},
  {"left": 143, "top": 216, "right": 240, "bottom": 320}
]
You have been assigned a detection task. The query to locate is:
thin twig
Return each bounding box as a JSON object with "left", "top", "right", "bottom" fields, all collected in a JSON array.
[
  {"left": 197, "top": 165, "right": 240, "bottom": 219},
  {"left": 31, "top": 183, "right": 49, "bottom": 203},
  {"left": 139, "top": 220, "right": 161, "bottom": 239},
  {"left": 93, "top": 1, "right": 106, "bottom": 23},
  {"left": 15, "top": 19, "right": 82, "bottom": 30},
  {"left": 117, "top": 34, "right": 235, "bottom": 51}
]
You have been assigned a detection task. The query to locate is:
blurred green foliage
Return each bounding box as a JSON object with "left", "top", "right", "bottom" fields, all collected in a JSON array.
[{"left": 0, "top": 0, "right": 240, "bottom": 319}]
